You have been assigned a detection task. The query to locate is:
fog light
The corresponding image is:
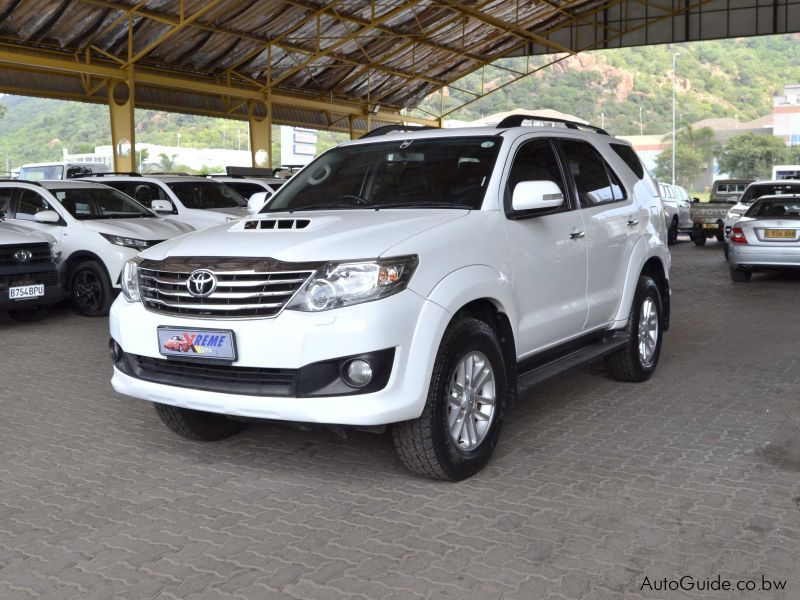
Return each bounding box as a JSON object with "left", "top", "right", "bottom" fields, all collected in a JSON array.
[
  {"left": 342, "top": 359, "right": 373, "bottom": 388},
  {"left": 109, "top": 338, "right": 123, "bottom": 363}
]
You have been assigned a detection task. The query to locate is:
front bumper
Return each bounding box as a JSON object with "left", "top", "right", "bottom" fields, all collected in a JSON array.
[
  {"left": 0, "top": 266, "right": 65, "bottom": 310},
  {"left": 109, "top": 289, "right": 451, "bottom": 425}
]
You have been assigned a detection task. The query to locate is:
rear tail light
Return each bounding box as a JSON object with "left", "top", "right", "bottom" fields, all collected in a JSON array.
[{"left": 731, "top": 227, "right": 747, "bottom": 244}]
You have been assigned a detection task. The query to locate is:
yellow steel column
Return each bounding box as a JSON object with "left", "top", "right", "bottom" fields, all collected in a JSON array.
[
  {"left": 108, "top": 78, "right": 135, "bottom": 172},
  {"left": 248, "top": 99, "right": 272, "bottom": 169}
]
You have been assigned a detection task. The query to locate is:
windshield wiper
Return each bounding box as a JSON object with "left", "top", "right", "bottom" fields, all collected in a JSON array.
[
  {"left": 374, "top": 201, "right": 472, "bottom": 210},
  {"left": 285, "top": 202, "right": 372, "bottom": 212}
]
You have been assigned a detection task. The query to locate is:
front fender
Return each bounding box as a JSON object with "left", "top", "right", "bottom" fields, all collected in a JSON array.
[{"left": 422, "top": 264, "right": 519, "bottom": 353}]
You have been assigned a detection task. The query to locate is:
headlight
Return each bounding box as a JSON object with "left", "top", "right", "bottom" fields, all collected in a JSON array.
[
  {"left": 101, "top": 233, "right": 152, "bottom": 250},
  {"left": 48, "top": 241, "right": 62, "bottom": 260},
  {"left": 287, "top": 255, "right": 418, "bottom": 312},
  {"left": 121, "top": 258, "right": 143, "bottom": 302}
]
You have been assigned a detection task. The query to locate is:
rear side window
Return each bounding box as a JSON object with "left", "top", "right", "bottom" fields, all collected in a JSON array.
[
  {"left": 610, "top": 143, "right": 645, "bottom": 179},
  {"left": 560, "top": 140, "right": 626, "bottom": 207}
]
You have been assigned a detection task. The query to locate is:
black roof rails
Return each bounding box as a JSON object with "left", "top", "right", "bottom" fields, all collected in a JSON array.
[
  {"left": 496, "top": 114, "right": 609, "bottom": 136},
  {"left": 360, "top": 124, "right": 436, "bottom": 139},
  {"left": 0, "top": 178, "right": 43, "bottom": 186},
  {"left": 74, "top": 171, "right": 141, "bottom": 178}
]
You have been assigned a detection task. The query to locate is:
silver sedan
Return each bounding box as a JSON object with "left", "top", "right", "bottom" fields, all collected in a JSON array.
[{"left": 729, "top": 195, "right": 800, "bottom": 281}]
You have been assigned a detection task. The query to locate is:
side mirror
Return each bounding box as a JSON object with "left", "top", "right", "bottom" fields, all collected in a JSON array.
[
  {"left": 692, "top": 197, "right": 700, "bottom": 203},
  {"left": 34, "top": 210, "right": 61, "bottom": 224},
  {"left": 151, "top": 199, "right": 174, "bottom": 214},
  {"left": 512, "top": 180, "right": 564, "bottom": 212},
  {"left": 247, "top": 191, "right": 272, "bottom": 214}
]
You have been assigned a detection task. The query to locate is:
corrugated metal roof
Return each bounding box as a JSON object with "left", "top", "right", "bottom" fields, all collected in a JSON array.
[
  {"left": 1, "top": 1, "right": 797, "bottom": 130},
  {"left": 0, "top": 0, "right": 599, "bottom": 120}
]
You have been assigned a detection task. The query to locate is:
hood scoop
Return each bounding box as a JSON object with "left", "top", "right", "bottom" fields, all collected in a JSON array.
[{"left": 242, "top": 218, "right": 311, "bottom": 230}]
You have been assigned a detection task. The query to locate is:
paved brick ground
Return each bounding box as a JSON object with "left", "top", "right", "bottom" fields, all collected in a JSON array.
[{"left": 1, "top": 239, "right": 799, "bottom": 599}]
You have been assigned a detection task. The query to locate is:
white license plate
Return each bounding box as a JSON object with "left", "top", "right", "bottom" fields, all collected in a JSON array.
[
  {"left": 158, "top": 327, "right": 237, "bottom": 361},
  {"left": 9, "top": 284, "right": 45, "bottom": 300}
]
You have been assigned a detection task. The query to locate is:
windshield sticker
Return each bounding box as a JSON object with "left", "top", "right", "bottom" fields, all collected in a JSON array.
[
  {"left": 399, "top": 140, "right": 413, "bottom": 149},
  {"left": 481, "top": 141, "right": 495, "bottom": 148}
]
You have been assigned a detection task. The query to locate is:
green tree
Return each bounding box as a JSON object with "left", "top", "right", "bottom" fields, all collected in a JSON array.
[
  {"left": 715, "top": 133, "right": 790, "bottom": 179},
  {"left": 653, "top": 125, "right": 716, "bottom": 189},
  {"left": 653, "top": 144, "right": 704, "bottom": 189}
]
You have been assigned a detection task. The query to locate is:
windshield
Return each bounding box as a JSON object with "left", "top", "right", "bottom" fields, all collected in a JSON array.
[
  {"left": 166, "top": 181, "right": 246, "bottom": 210},
  {"left": 739, "top": 183, "right": 800, "bottom": 204},
  {"left": 746, "top": 197, "right": 800, "bottom": 218},
  {"left": 265, "top": 136, "right": 502, "bottom": 212},
  {"left": 51, "top": 187, "right": 156, "bottom": 219},
  {"left": 20, "top": 165, "right": 64, "bottom": 180}
]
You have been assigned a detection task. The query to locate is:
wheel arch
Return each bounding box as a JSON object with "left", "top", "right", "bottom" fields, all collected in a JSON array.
[
  {"left": 64, "top": 250, "right": 113, "bottom": 288},
  {"left": 425, "top": 265, "right": 519, "bottom": 410},
  {"left": 613, "top": 240, "right": 670, "bottom": 332}
]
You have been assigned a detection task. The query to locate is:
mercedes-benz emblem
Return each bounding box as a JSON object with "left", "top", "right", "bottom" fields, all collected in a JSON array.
[
  {"left": 186, "top": 269, "right": 217, "bottom": 298},
  {"left": 14, "top": 249, "right": 32, "bottom": 263}
]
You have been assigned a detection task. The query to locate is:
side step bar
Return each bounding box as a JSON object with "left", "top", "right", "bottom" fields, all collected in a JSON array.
[{"left": 517, "top": 331, "right": 629, "bottom": 388}]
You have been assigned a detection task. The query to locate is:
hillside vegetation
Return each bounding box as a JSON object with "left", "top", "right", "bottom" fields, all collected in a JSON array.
[{"left": 2, "top": 35, "right": 800, "bottom": 169}]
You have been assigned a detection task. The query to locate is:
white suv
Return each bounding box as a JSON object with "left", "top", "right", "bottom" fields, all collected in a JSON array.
[
  {"left": 0, "top": 180, "right": 193, "bottom": 316},
  {"left": 109, "top": 118, "right": 671, "bottom": 480},
  {"left": 82, "top": 174, "right": 249, "bottom": 229}
]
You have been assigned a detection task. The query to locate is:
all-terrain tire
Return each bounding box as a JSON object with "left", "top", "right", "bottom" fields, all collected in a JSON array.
[
  {"left": 692, "top": 227, "right": 707, "bottom": 246},
  {"left": 730, "top": 267, "right": 752, "bottom": 282},
  {"left": 8, "top": 306, "right": 50, "bottom": 322},
  {"left": 154, "top": 403, "right": 248, "bottom": 441},
  {"left": 392, "top": 318, "right": 507, "bottom": 481},
  {"left": 667, "top": 219, "right": 678, "bottom": 245},
  {"left": 605, "top": 275, "right": 663, "bottom": 383}
]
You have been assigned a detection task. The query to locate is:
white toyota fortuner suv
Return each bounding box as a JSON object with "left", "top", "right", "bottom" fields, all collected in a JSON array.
[{"left": 109, "top": 117, "right": 671, "bottom": 480}]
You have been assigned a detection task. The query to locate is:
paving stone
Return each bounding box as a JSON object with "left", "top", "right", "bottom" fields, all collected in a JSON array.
[{"left": 1, "top": 241, "right": 799, "bottom": 598}]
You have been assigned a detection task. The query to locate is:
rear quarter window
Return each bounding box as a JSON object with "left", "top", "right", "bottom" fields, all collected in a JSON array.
[{"left": 610, "top": 143, "right": 645, "bottom": 179}]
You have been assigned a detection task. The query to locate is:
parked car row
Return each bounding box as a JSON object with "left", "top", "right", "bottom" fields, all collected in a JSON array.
[
  {"left": 679, "top": 177, "right": 800, "bottom": 282},
  {"left": 1, "top": 169, "right": 289, "bottom": 320}
]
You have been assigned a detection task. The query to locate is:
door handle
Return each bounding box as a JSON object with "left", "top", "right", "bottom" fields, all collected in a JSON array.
[
  {"left": 569, "top": 231, "right": 585, "bottom": 239},
  {"left": 627, "top": 216, "right": 640, "bottom": 226}
]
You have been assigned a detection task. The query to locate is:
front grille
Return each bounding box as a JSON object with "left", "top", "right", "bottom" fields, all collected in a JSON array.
[
  {"left": 125, "top": 353, "right": 297, "bottom": 396},
  {"left": 0, "top": 243, "right": 52, "bottom": 267},
  {"left": 0, "top": 270, "right": 59, "bottom": 290},
  {"left": 138, "top": 257, "right": 316, "bottom": 319}
]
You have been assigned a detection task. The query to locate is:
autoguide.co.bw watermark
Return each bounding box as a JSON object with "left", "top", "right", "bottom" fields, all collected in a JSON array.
[{"left": 640, "top": 574, "right": 787, "bottom": 593}]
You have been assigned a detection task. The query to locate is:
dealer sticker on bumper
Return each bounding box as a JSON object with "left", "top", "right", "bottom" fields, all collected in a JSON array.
[{"left": 157, "top": 327, "right": 236, "bottom": 361}]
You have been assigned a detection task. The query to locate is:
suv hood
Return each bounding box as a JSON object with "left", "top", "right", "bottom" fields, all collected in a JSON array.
[
  {"left": 0, "top": 221, "right": 55, "bottom": 245},
  {"left": 140, "top": 209, "right": 469, "bottom": 262},
  {"left": 82, "top": 218, "right": 194, "bottom": 239}
]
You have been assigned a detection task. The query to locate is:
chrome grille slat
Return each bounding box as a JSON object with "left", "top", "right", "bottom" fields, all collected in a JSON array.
[
  {"left": 145, "top": 298, "right": 284, "bottom": 310},
  {"left": 141, "top": 286, "right": 296, "bottom": 300},
  {"left": 141, "top": 274, "right": 306, "bottom": 287},
  {"left": 138, "top": 261, "right": 313, "bottom": 319}
]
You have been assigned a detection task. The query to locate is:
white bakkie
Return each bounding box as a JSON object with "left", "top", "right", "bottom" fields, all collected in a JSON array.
[{"left": 110, "top": 118, "right": 672, "bottom": 480}]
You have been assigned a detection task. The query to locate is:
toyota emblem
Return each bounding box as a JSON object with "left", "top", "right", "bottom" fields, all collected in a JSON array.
[
  {"left": 14, "top": 249, "right": 33, "bottom": 263},
  {"left": 186, "top": 269, "right": 217, "bottom": 298}
]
